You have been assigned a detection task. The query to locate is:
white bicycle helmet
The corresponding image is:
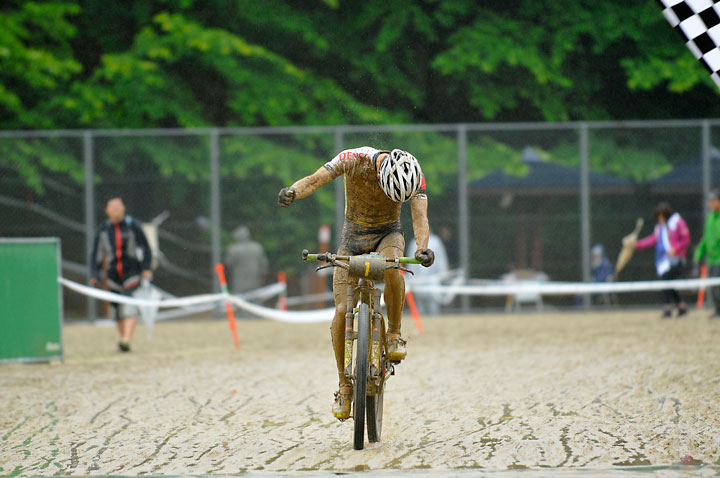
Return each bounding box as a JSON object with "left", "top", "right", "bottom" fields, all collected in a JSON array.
[{"left": 378, "top": 149, "right": 423, "bottom": 202}]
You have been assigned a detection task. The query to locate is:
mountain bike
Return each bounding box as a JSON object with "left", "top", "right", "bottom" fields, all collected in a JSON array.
[{"left": 302, "top": 249, "right": 420, "bottom": 450}]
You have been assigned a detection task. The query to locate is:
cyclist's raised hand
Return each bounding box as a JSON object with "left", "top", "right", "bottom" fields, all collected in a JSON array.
[
  {"left": 278, "top": 187, "right": 295, "bottom": 207},
  {"left": 415, "top": 248, "right": 435, "bottom": 267}
]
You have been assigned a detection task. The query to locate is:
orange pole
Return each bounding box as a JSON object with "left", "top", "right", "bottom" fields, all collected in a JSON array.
[
  {"left": 215, "top": 263, "right": 240, "bottom": 349},
  {"left": 697, "top": 264, "right": 708, "bottom": 309},
  {"left": 276, "top": 271, "right": 287, "bottom": 311},
  {"left": 405, "top": 289, "right": 424, "bottom": 334},
  {"left": 401, "top": 270, "right": 424, "bottom": 334}
]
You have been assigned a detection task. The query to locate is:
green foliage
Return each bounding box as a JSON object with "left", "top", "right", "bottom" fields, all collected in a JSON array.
[
  {"left": 0, "top": 1, "right": 81, "bottom": 128},
  {"left": 1, "top": 0, "right": 717, "bottom": 270},
  {"left": 0, "top": 138, "right": 83, "bottom": 193},
  {"left": 54, "top": 10, "right": 399, "bottom": 129},
  {"left": 221, "top": 134, "right": 336, "bottom": 221},
  {"left": 2, "top": 0, "right": 719, "bottom": 133},
  {"left": 549, "top": 139, "right": 671, "bottom": 182}
]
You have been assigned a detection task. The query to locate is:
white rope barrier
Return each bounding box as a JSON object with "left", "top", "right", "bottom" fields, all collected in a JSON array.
[
  {"left": 61, "top": 276, "right": 720, "bottom": 326},
  {"left": 59, "top": 278, "right": 333, "bottom": 323},
  {"left": 152, "top": 282, "right": 287, "bottom": 321},
  {"left": 59, "top": 278, "right": 223, "bottom": 307},
  {"left": 285, "top": 291, "right": 334, "bottom": 306},
  {"left": 409, "top": 277, "right": 720, "bottom": 296},
  {"left": 155, "top": 303, "right": 216, "bottom": 321},
  {"left": 239, "top": 282, "right": 286, "bottom": 302},
  {"left": 225, "top": 295, "right": 335, "bottom": 323}
]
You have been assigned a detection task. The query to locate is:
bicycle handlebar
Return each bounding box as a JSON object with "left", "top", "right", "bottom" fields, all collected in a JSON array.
[{"left": 302, "top": 249, "right": 421, "bottom": 264}]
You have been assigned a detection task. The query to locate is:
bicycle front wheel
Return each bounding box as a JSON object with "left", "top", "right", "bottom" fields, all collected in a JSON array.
[
  {"left": 367, "top": 384, "right": 384, "bottom": 442},
  {"left": 367, "top": 313, "right": 385, "bottom": 443},
  {"left": 353, "top": 303, "right": 370, "bottom": 450}
]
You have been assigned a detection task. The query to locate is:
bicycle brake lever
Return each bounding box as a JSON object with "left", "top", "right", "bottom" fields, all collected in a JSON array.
[
  {"left": 316, "top": 264, "right": 334, "bottom": 272},
  {"left": 391, "top": 265, "right": 414, "bottom": 275}
]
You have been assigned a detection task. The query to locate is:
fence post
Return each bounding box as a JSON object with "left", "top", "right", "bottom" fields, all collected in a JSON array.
[
  {"left": 334, "top": 128, "right": 344, "bottom": 251},
  {"left": 457, "top": 124, "right": 470, "bottom": 313},
  {"left": 702, "top": 119, "right": 711, "bottom": 218},
  {"left": 579, "top": 123, "right": 591, "bottom": 307},
  {"left": 83, "top": 130, "right": 96, "bottom": 321},
  {"left": 210, "top": 129, "right": 222, "bottom": 301}
]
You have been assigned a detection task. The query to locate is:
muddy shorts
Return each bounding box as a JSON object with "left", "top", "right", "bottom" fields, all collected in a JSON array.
[{"left": 333, "top": 220, "right": 405, "bottom": 290}]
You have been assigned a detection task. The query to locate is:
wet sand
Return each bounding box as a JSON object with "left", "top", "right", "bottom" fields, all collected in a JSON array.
[{"left": 1, "top": 310, "right": 720, "bottom": 475}]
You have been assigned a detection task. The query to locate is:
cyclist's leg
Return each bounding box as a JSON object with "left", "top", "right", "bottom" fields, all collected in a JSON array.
[
  {"left": 377, "top": 232, "right": 405, "bottom": 335},
  {"left": 332, "top": 221, "right": 365, "bottom": 386},
  {"left": 331, "top": 262, "right": 358, "bottom": 419},
  {"left": 331, "top": 264, "right": 354, "bottom": 387}
]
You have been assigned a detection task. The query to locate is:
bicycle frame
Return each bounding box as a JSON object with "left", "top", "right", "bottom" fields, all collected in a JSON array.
[{"left": 343, "top": 279, "right": 384, "bottom": 394}]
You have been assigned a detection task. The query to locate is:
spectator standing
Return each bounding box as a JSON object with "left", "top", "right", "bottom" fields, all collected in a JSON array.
[
  {"left": 90, "top": 197, "right": 152, "bottom": 352},
  {"left": 224, "top": 225, "right": 269, "bottom": 294},
  {"left": 634, "top": 201, "right": 690, "bottom": 318},
  {"left": 591, "top": 244, "right": 614, "bottom": 283},
  {"left": 589, "top": 243, "right": 615, "bottom": 306},
  {"left": 693, "top": 189, "right": 720, "bottom": 318}
]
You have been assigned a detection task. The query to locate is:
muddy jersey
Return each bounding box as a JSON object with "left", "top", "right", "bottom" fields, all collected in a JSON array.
[{"left": 323, "top": 146, "right": 427, "bottom": 226}]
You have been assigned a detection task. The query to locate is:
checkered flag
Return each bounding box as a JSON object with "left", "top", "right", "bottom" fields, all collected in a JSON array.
[{"left": 658, "top": 0, "right": 720, "bottom": 89}]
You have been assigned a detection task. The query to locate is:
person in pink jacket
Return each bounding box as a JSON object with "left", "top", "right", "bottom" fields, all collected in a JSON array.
[{"left": 635, "top": 202, "right": 691, "bottom": 318}]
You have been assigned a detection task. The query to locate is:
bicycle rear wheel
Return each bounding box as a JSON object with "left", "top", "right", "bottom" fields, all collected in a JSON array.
[{"left": 353, "top": 303, "right": 370, "bottom": 450}]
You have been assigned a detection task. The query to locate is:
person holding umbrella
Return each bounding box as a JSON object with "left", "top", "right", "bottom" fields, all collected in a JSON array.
[
  {"left": 90, "top": 197, "right": 153, "bottom": 351},
  {"left": 631, "top": 201, "right": 690, "bottom": 318}
]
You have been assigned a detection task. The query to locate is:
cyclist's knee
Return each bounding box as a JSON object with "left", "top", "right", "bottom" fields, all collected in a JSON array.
[{"left": 332, "top": 301, "right": 346, "bottom": 319}]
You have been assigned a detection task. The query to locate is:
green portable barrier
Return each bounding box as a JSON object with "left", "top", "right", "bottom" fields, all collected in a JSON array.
[{"left": 0, "top": 238, "right": 63, "bottom": 363}]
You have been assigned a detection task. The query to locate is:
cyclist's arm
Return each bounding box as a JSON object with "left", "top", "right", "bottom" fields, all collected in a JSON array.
[
  {"left": 290, "top": 166, "right": 334, "bottom": 200},
  {"left": 410, "top": 196, "right": 430, "bottom": 251}
]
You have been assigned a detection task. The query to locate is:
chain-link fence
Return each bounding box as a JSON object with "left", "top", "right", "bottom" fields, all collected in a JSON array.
[{"left": 1, "top": 120, "right": 717, "bottom": 319}]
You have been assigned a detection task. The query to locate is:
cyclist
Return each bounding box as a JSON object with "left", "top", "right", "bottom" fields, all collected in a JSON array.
[{"left": 278, "top": 147, "right": 434, "bottom": 420}]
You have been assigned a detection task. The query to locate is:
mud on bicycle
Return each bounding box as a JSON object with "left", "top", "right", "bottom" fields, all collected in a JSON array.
[{"left": 302, "top": 249, "right": 420, "bottom": 450}]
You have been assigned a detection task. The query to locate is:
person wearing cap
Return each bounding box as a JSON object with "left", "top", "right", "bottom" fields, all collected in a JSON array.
[
  {"left": 693, "top": 189, "right": 720, "bottom": 318},
  {"left": 591, "top": 244, "right": 614, "bottom": 284}
]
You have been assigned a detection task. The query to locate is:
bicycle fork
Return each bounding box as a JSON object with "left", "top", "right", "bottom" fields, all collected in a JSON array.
[
  {"left": 343, "top": 285, "right": 355, "bottom": 381},
  {"left": 368, "top": 288, "right": 384, "bottom": 395},
  {"left": 343, "top": 284, "right": 387, "bottom": 395}
]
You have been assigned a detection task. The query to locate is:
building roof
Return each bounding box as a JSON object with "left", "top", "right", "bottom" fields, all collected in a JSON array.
[
  {"left": 470, "top": 148, "right": 633, "bottom": 196},
  {"left": 648, "top": 147, "right": 720, "bottom": 193}
]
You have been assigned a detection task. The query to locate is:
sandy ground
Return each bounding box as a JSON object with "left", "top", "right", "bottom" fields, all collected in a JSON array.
[{"left": 1, "top": 310, "right": 720, "bottom": 476}]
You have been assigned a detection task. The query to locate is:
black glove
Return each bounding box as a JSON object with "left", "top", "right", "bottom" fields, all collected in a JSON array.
[
  {"left": 277, "top": 187, "right": 295, "bottom": 207},
  {"left": 415, "top": 248, "right": 435, "bottom": 267}
]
